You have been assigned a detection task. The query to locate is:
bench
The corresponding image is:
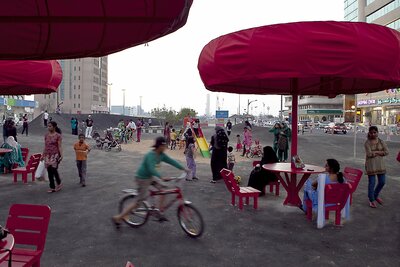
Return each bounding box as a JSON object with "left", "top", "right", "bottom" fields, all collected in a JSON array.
[{"left": 220, "top": 168, "right": 261, "bottom": 210}]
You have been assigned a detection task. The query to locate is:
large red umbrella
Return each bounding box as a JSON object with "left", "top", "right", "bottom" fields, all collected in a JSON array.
[
  {"left": 198, "top": 21, "right": 400, "bottom": 160},
  {"left": 0, "top": 60, "right": 62, "bottom": 95},
  {"left": 0, "top": 0, "right": 192, "bottom": 60}
]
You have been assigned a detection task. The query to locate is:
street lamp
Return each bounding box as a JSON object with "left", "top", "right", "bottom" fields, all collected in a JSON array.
[
  {"left": 247, "top": 99, "right": 258, "bottom": 115},
  {"left": 122, "top": 89, "right": 126, "bottom": 115}
]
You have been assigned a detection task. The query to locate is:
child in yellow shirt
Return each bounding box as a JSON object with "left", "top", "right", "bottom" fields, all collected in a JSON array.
[
  {"left": 73, "top": 134, "right": 91, "bottom": 187},
  {"left": 170, "top": 128, "right": 177, "bottom": 150}
]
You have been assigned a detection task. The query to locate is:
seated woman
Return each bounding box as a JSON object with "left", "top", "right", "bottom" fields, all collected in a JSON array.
[
  {"left": 247, "top": 146, "right": 279, "bottom": 196},
  {"left": 0, "top": 136, "right": 25, "bottom": 173},
  {"left": 301, "top": 158, "right": 344, "bottom": 212}
]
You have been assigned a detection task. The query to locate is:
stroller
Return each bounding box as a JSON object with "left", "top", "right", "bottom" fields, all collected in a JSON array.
[
  {"left": 94, "top": 130, "right": 110, "bottom": 149},
  {"left": 249, "top": 139, "right": 262, "bottom": 158},
  {"left": 103, "top": 128, "right": 122, "bottom": 152}
]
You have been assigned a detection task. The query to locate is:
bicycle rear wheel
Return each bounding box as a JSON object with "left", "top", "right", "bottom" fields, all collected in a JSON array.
[
  {"left": 177, "top": 203, "right": 204, "bottom": 238},
  {"left": 119, "top": 195, "right": 149, "bottom": 227}
]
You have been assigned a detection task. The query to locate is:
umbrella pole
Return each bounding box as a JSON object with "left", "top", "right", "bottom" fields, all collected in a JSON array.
[{"left": 291, "top": 79, "right": 298, "bottom": 167}]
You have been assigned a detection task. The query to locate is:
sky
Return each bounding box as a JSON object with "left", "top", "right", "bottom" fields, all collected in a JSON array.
[{"left": 108, "top": 0, "right": 344, "bottom": 117}]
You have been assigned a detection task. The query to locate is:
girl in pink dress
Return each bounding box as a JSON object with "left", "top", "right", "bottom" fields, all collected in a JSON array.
[
  {"left": 42, "top": 121, "right": 63, "bottom": 193},
  {"left": 241, "top": 126, "right": 252, "bottom": 157}
]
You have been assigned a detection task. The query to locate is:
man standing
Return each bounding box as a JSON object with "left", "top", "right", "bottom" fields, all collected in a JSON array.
[
  {"left": 226, "top": 119, "right": 232, "bottom": 136},
  {"left": 85, "top": 115, "right": 94, "bottom": 138},
  {"left": 148, "top": 118, "right": 152, "bottom": 127},
  {"left": 136, "top": 118, "right": 142, "bottom": 142},
  {"left": 43, "top": 110, "right": 49, "bottom": 127}
]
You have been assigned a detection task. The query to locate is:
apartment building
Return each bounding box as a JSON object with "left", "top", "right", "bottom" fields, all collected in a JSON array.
[
  {"left": 345, "top": 0, "right": 400, "bottom": 125},
  {"left": 34, "top": 57, "right": 108, "bottom": 116}
]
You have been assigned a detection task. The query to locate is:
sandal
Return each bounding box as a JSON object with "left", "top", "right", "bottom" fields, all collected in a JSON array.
[
  {"left": 210, "top": 180, "right": 216, "bottom": 184},
  {"left": 47, "top": 189, "right": 56, "bottom": 193},
  {"left": 375, "top": 198, "right": 384, "bottom": 205},
  {"left": 369, "top": 201, "right": 377, "bottom": 208}
]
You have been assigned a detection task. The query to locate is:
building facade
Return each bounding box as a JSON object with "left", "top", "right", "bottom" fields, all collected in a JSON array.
[
  {"left": 345, "top": 0, "right": 400, "bottom": 125},
  {"left": 283, "top": 95, "right": 344, "bottom": 122},
  {"left": 34, "top": 57, "right": 108, "bottom": 116}
]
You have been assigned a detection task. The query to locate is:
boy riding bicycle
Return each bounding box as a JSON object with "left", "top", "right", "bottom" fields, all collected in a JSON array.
[{"left": 112, "top": 136, "right": 189, "bottom": 228}]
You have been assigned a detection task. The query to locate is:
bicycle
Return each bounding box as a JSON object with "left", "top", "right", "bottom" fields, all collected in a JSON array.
[{"left": 118, "top": 173, "right": 204, "bottom": 238}]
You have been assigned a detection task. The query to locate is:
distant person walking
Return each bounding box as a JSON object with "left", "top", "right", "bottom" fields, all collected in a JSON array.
[
  {"left": 241, "top": 126, "right": 252, "bottom": 157},
  {"left": 85, "top": 115, "right": 94, "bottom": 138},
  {"left": 21, "top": 114, "right": 29, "bottom": 136},
  {"left": 136, "top": 119, "right": 142, "bottom": 142},
  {"left": 6, "top": 120, "right": 17, "bottom": 142},
  {"left": 42, "top": 121, "right": 63, "bottom": 193},
  {"left": 74, "top": 134, "right": 91, "bottom": 187},
  {"left": 148, "top": 118, "right": 152, "bottom": 127},
  {"left": 185, "top": 136, "right": 198, "bottom": 181},
  {"left": 227, "top": 146, "right": 235, "bottom": 171},
  {"left": 71, "top": 117, "right": 78, "bottom": 135},
  {"left": 164, "top": 122, "right": 171, "bottom": 147},
  {"left": 269, "top": 122, "right": 282, "bottom": 154},
  {"left": 43, "top": 110, "right": 49, "bottom": 127},
  {"left": 209, "top": 126, "right": 229, "bottom": 183},
  {"left": 364, "top": 126, "right": 389, "bottom": 208},
  {"left": 277, "top": 122, "right": 291, "bottom": 162},
  {"left": 226, "top": 119, "right": 232, "bottom": 136}
]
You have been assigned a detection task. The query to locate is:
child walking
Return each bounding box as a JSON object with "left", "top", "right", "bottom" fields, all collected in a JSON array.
[
  {"left": 185, "top": 136, "right": 198, "bottom": 181},
  {"left": 227, "top": 146, "right": 235, "bottom": 171},
  {"left": 236, "top": 134, "right": 242, "bottom": 152},
  {"left": 170, "top": 128, "right": 177, "bottom": 150},
  {"left": 73, "top": 134, "right": 91, "bottom": 187}
]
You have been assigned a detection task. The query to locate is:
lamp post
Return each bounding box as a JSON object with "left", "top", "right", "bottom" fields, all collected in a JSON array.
[
  {"left": 107, "top": 83, "right": 112, "bottom": 113},
  {"left": 247, "top": 99, "right": 258, "bottom": 115},
  {"left": 122, "top": 89, "right": 126, "bottom": 115}
]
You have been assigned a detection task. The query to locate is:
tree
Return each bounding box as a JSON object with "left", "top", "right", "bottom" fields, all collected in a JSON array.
[
  {"left": 151, "top": 106, "right": 177, "bottom": 125},
  {"left": 176, "top": 108, "right": 197, "bottom": 122}
]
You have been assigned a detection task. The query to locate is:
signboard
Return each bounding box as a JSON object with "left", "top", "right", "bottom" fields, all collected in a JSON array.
[{"left": 216, "top": 110, "right": 229, "bottom": 119}]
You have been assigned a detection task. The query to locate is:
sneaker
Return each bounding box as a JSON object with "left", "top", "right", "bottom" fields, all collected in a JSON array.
[
  {"left": 81, "top": 183, "right": 86, "bottom": 187},
  {"left": 210, "top": 180, "right": 216, "bottom": 184},
  {"left": 375, "top": 198, "right": 384, "bottom": 205},
  {"left": 185, "top": 178, "right": 193, "bottom": 181},
  {"left": 55, "top": 184, "right": 63, "bottom": 192},
  {"left": 47, "top": 188, "right": 56, "bottom": 193},
  {"left": 192, "top": 177, "right": 199, "bottom": 181},
  {"left": 369, "top": 201, "right": 377, "bottom": 208}
]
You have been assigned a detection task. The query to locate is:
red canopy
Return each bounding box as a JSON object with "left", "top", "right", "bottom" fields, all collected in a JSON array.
[
  {"left": 198, "top": 21, "right": 400, "bottom": 159},
  {"left": 0, "top": 0, "right": 193, "bottom": 60},
  {"left": 198, "top": 21, "right": 400, "bottom": 97},
  {"left": 0, "top": 60, "right": 62, "bottom": 95}
]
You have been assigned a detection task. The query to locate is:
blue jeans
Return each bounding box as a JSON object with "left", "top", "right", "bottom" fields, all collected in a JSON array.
[{"left": 368, "top": 174, "right": 386, "bottom": 202}]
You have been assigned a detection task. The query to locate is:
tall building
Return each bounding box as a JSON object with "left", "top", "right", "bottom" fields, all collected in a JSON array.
[
  {"left": 205, "top": 94, "right": 210, "bottom": 116},
  {"left": 284, "top": 95, "right": 344, "bottom": 122},
  {"left": 345, "top": 0, "right": 400, "bottom": 125},
  {"left": 34, "top": 57, "right": 108, "bottom": 115}
]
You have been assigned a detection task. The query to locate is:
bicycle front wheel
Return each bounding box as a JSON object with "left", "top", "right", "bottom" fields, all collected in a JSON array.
[
  {"left": 119, "top": 195, "right": 149, "bottom": 227},
  {"left": 177, "top": 203, "right": 204, "bottom": 238}
]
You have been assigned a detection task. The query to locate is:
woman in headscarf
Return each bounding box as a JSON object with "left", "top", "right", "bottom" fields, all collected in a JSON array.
[
  {"left": 247, "top": 146, "right": 279, "bottom": 195},
  {"left": 209, "top": 126, "right": 229, "bottom": 183},
  {"left": 0, "top": 136, "right": 24, "bottom": 173}
]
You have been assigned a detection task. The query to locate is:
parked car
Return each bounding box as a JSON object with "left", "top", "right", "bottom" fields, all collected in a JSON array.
[
  {"left": 318, "top": 121, "right": 330, "bottom": 129},
  {"left": 325, "top": 122, "right": 347, "bottom": 134}
]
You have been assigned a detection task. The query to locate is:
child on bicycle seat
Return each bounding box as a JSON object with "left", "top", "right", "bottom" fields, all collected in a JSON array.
[{"left": 112, "top": 136, "right": 189, "bottom": 227}]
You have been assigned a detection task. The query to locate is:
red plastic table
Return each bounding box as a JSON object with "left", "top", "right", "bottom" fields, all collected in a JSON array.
[
  {"left": 0, "top": 234, "right": 14, "bottom": 264},
  {"left": 263, "top": 163, "right": 325, "bottom": 206}
]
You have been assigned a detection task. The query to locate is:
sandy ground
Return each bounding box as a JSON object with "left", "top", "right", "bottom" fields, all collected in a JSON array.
[{"left": 122, "top": 138, "right": 255, "bottom": 165}]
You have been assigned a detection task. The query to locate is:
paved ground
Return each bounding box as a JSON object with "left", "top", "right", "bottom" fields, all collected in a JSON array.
[{"left": 1, "top": 125, "right": 399, "bottom": 267}]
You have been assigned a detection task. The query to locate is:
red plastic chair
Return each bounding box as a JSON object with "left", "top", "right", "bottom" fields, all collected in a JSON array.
[
  {"left": 4, "top": 204, "right": 51, "bottom": 267},
  {"left": 252, "top": 161, "right": 280, "bottom": 196},
  {"left": 220, "top": 168, "right": 260, "bottom": 210},
  {"left": 12, "top": 153, "right": 41, "bottom": 183},
  {"left": 343, "top": 167, "right": 363, "bottom": 205},
  {"left": 21, "top": 148, "right": 29, "bottom": 164},
  {"left": 306, "top": 183, "right": 352, "bottom": 226}
]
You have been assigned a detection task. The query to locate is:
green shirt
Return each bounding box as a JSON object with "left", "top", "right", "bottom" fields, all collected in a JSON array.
[{"left": 136, "top": 150, "right": 184, "bottom": 179}]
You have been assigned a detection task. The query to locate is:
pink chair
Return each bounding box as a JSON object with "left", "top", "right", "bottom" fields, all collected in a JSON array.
[
  {"left": 306, "top": 183, "right": 352, "bottom": 226},
  {"left": 220, "top": 168, "right": 260, "bottom": 210},
  {"left": 343, "top": 167, "right": 363, "bottom": 205},
  {"left": 5, "top": 204, "right": 51, "bottom": 267},
  {"left": 252, "top": 161, "right": 280, "bottom": 196},
  {"left": 12, "top": 153, "right": 41, "bottom": 183}
]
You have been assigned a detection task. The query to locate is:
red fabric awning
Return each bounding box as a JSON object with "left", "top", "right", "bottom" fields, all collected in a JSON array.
[
  {"left": 0, "top": 0, "right": 193, "bottom": 59},
  {"left": 0, "top": 60, "right": 62, "bottom": 95},
  {"left": 198, "top": 21, "right": 400, "bottom": 97}
]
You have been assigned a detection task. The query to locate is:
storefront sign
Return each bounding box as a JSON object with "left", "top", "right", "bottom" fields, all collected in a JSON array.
[
  {"left": 306, "top": 109, "right": 342, "bottom": 114},
  {"left": 377, "top": 97, "right": 400, "bottom": 105},
  {"left": 357, "top": 99, "right": 376, "bottom": 106}
]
